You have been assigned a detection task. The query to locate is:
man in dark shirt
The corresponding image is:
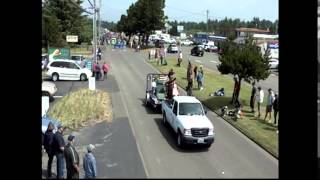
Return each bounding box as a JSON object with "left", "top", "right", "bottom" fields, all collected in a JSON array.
[
  {"left": 64, "top": 134, "right": 80, "bottom": 179},
  {"left": 250, "top": 81, "right": 257, "bottom": 113},
  {"left": 52, "top": 125, "right": 66, "bottom": 179}
]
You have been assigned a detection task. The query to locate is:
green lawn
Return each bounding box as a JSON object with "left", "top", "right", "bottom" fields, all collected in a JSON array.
[{"left": 147, "top": 57, "right": 278, "bottom": 158}]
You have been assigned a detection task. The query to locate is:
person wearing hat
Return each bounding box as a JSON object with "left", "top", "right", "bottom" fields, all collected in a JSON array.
[
  {"left": 43, "top": 122, "right": 55, "bottom": 178},
  {"left": 52, "top": 124, "right": 66, "bottom": 179},
  {"left": 64, "top": 134, "right": 80, "bottom": 179},
  {"left": 83, "top": 144, "right": 97, "bottom": 179}
]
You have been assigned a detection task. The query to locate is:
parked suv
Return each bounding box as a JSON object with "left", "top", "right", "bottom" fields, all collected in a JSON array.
[
  {"left": 167, "top": 44, "right": 179, "bottom": 53},
  {"left": 191, "top": 45, "right": 204, "bottom": 56},
  {"left": 46, "top": 59, "right": 92, "bottom": 81}
]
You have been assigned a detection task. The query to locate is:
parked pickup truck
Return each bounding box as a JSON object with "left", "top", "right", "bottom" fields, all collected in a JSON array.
[{"left": 162, "top": 96, "right": 215, "bottom": 148}]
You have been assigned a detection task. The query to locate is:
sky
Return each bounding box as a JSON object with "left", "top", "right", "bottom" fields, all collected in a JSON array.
[{"left": 82, "top": 0, "right": 278, "bottom": 23}]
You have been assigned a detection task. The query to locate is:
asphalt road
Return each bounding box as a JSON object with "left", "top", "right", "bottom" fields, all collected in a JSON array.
[
  {"left": 102, "top": 46, "right": 278, "bottom": 178},
  {"left": 151, "top": 44, "right": 278, "bottom": 93}
]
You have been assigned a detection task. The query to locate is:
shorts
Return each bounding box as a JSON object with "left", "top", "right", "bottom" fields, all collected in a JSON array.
[{"left": 266, "top": 105, "right": 272, "bottom": 112}]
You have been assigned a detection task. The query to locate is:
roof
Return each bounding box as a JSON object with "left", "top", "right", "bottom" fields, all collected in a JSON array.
[
  {"left": 235, "top": 27, "right": 270, "bottom": 33},
  {"left": 173, "top": 96, "right": 201, "bottom": 103}
]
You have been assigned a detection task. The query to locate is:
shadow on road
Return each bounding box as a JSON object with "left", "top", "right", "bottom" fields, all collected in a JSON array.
[{"left": 153, "top": 117, "right": 209, "bottom": 153}]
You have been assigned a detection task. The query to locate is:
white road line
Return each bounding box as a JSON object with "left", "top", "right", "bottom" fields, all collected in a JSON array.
[
  {"left": 210, "top": 60, "right": 218, "bottom": 63},
  {"left": 53, "top": 96, "right": 63, "bottom": 98},
  {"left": 195, "top": 60, "right": 202, "bottom": 63},
  {"left": 117, "top": 83, "right": 150, "bottom": 177}
]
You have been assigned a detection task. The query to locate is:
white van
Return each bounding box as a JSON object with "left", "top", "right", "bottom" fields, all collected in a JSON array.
[{"left": 46, "top": 59, "right": 92, "bottom": 81}]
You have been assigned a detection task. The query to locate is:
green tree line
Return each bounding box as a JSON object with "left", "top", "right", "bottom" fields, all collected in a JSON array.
[{"left": 168, "top": 17, "right": 278, "bottom": 37}]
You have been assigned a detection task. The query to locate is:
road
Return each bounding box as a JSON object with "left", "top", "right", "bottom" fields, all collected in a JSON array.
[
  {"left": 44, "top": 46, "right": 278, "bottom": 178},
  {"left": 102, "top": 46, "right": 278, "bottom": 178},
  {"left": 149, "top": 44, "right": 278, "bottom": 93}
]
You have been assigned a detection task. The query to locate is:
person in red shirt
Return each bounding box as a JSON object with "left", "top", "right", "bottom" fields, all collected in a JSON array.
[{"left": 102, "top": 63, "right": 110, "bottom": 80}]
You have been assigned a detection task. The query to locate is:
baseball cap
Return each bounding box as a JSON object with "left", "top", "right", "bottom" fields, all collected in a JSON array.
[
  {"left": 68, "top": 134, "right": 75, "bottom": 141},
  {"left": 87, "top": 144, "right": 95, "bottom": 152}
]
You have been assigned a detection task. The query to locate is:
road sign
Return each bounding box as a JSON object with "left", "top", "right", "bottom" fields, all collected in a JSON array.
[
  {"left": 89, "top": 77, "right": 96, "bottom": 90},
  {"left": 177, "top": 25, "right": 184, "bottom": 33},
  {"left": 66, "top": 35, "right": 78, "bottom": 42}
]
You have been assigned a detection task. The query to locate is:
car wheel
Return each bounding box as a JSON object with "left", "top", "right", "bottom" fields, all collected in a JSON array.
[
  {"left": 145, "top": 94, "right": 149, "bottom": 106},
  {"left": 177, "top": 131, "right": 184, "bottom": 148},
  {"left": 163, "top": 112, "right": 167, "bottom": 126},
  {"left": 80, "top": 74, "right": 87, "bottom": 81},
  {"left": 52, "top": 73, "right": 59, "bottom": 82}
]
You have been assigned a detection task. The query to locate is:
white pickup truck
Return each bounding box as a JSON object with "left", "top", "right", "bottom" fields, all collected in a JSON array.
[{"left": 161, "top": 96, "right": 215, "bottom": 148}]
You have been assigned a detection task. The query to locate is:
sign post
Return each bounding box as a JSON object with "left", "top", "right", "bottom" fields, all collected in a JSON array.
[{"left": 88, "top": 77, "right": 96, "bottom": 91}]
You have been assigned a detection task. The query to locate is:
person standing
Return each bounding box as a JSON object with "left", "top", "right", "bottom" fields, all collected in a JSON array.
[
  {"left": 95, "top": 62, "right": 101, "bottom": 80},
  {"left": 92, "top": 62, "right": 97, "bottom": 77},
  {"left": 264, "top": 88, "right": 275, "bottom": 122},
  {"left": 102, "top": 63, "right": 110, "bottom": 80},
  {"left": 83, "top": 144, "right": 97, "bottom": 179},
  {"left": 186, "top": 61, "right": 193, "bottom": 96},
  {"left": 176, "top": 51, "right": 183, "bottom": 67},
  {"left": 273, "top": 93, "right": 279, "bottom": 125},
  {"left": 52, "top": 125, "right": 66, "bottom": 179},
  {"left": 64, "top": 135, "right": 80, "bottom": 179},
  {"left": 193, "top": 66, "right": 198, "bottom": 81},
  {"left": 43, "top": 122, "right": 55, "bottom": 178},
  {"left": 256, "top": 87, "right": 264, "bottom": 118},
  {"left": 250, "top": 81, "right": 257, "bottom": 113},
  {"left": 197, "top": 66, "right": 204, "bottom": 90}
]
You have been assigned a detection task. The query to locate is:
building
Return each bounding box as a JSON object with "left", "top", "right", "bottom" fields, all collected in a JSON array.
[{"left": 235, "top": 27, "right": 270, "bottom": 38}]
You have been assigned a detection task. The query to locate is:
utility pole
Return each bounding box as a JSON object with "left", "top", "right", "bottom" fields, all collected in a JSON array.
[
  {"left": 93, "top": 0, "right": 97, "bottom": 64},
  {"left": 206, "top": 10, "right": 209, "bottom": 33},
  {"left": 98, "top": 0, "right": 101, "bottom": 44}
]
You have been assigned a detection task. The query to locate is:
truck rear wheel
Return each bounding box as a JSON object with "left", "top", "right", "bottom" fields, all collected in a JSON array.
[
  {"left": 177, "top": 131, "right": 184, "bottom": 148},
  {"left": 163, "top": 113, "right": 167, "bottom": 126}
]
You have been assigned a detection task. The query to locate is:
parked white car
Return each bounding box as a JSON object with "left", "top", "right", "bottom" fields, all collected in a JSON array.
[
  {"left": 268, "top": 59, "right": 279, "bottom": 69},
  {"left": 181, "top": 39, "right": 193, "bottom": 46},
  {"left": 46, "top": 59, "right": 92, "bottom": 81},
  {"left": 42, "top": 80, "right": 57, "bottom": 101}
]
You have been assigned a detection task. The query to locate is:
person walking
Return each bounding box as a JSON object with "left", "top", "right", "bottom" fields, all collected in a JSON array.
[
  {"left": 83, "top": 144, "right": 97, "bottom": 179},
  {"left": 52, "top": 125, "right": 66, "bottom": 179},
  {"left": 64, "top": 134, "right": 80, "bottom": 179},
  {"left": 250, "top": 81, "right": 257, "bottom": 113},
  {"left": 273, "top": 93, "right": 279, "bottom": 125},
  {"left": 256, "top": 87, "right": 264, "bottom": 118},
  {"left": 43, "top": 122, "right": 55, "bottom": 178},
  {"left": 186, "top": 61, "right": 193, "bottom": 96},
  {"left": 92, "top": 62, "right": 97, "bottom": 77},
  {"left": 176, "top": 51, "right": 183, "bottom": 67},
  {"left": 102, "top": 63, "right": 110, "bottom": 80},
  {"left": 264, "top": 88, "right": 275, "bottom": 122},
  {"left": 197, "top": 66, "right": 204, "bottom": 90}
]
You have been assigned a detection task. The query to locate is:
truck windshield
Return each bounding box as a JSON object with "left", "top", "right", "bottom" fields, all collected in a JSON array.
[{"left": 179, "top": 103, "right": 204, "bottom": 116}]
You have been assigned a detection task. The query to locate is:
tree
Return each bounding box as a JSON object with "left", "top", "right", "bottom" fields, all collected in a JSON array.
[
  {"left": 42, "top": 0, "right": 90, "bottom": 47},
  {"left": 217, "top": 37, "right": 271, "bottom": 104}
]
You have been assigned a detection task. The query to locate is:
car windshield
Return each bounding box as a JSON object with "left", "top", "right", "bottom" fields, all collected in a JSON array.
[
  {"left": 71, "top": 56, "right": 81, "bottom": 60},
  {"left": 179, "top": 103, "right": 204, "bottom": 116}
]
